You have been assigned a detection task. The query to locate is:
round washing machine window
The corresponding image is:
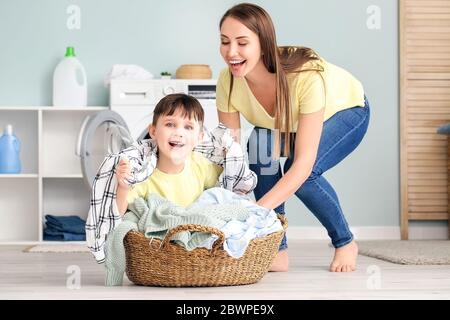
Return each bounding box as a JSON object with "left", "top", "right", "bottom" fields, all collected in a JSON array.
[{"left": 76, "top": 110, "right": 133, "bottom": 189}]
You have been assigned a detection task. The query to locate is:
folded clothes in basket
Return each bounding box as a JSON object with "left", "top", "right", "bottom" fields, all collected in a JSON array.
[
  {"left": 180, "top": 188, "right": 282, "bottom": 258},
  {"left": 44, "top": 215, "right": 86, "bottom": 241},
  {"left": 104, "top": 188, "right": 282, "bottom": 286}
]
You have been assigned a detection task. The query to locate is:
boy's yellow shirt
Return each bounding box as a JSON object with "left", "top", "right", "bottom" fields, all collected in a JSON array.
[{"left": 127, "top": 151, "right": 223, "bottom": 208}]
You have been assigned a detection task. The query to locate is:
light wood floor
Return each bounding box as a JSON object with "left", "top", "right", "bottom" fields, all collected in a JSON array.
[{"left": 1, "top": 240, "right": 449, "bottom": 300}]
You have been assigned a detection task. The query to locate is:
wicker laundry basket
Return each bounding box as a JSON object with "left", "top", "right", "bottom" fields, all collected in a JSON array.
[{"left": 123, "top": 215, "right": 287, "bottom": 287}]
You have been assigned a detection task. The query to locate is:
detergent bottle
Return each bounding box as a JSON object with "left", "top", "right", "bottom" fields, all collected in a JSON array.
[
  {"left": 0, "top": 124, "right": 21, "bottom": 174},
  {"left": 53, "top": 46, "right": 87, "bottom": 106}
]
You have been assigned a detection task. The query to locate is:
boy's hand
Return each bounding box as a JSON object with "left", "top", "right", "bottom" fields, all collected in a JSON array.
[{"left": 116, "top": 158, "right": 131, "bottom": 189}]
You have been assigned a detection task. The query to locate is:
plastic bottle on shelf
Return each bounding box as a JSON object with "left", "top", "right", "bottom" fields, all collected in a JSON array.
[
  {"left": 0, "top": 124, "right": 21, "bottom": 174},
  {"left": 53, "top": 46, "right": 87, "bottom": 107}
]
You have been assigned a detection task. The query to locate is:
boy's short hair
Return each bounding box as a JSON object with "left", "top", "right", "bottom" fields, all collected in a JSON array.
[{"left": 152, "top": 93, "right": 204, "bottom": 128}]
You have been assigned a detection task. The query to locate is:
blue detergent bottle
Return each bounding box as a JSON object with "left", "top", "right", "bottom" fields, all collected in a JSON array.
[{"left": 0, "top": 124, "right": 21, "bottom": 174}]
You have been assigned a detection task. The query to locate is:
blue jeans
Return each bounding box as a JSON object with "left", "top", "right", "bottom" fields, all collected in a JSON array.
[{"left": 247, "top": 97, "right": 370, "bottom": 250}]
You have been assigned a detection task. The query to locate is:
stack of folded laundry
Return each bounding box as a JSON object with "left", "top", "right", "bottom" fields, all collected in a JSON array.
[{"left": 43, "top": 215, "right": 86, "bottom": 241}]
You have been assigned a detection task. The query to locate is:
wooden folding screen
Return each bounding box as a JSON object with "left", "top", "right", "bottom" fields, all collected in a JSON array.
[{"left": 400, "top": 0, "right": 450, "bottom": 239}]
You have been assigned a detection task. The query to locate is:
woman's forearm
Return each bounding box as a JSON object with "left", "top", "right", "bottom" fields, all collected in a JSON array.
[
  {"left": 256, "top": 162, "right": 312, "bottom": 210},
  {"left": 256, "top": 109, "right": 324, "bottom": 210}
]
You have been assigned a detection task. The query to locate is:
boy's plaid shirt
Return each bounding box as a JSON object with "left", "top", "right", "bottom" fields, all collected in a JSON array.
[{"left": 85, "top": 123, "right": 257, "bottom": 263}]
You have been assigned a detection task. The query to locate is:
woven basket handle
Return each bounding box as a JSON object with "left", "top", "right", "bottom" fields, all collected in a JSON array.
[
  {"left": 277, "top": 214, "right": 287, "bottom": 229},
  {"left": 161, "top": 224, "right": 225, "bottom": 254}
]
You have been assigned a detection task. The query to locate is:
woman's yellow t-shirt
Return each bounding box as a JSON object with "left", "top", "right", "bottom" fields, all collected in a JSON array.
[
  {"left": 127, "top": 152, "right": 223, "bottom": 208},
  {"left": 216, "top": 58, "right": 365, "bottom": 132}
]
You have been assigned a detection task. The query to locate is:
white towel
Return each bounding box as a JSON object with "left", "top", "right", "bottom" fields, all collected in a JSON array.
[
  {"left": 104, "top": 64, "right": 154, "bottom": 87},
  {"left": 193, "top": 188, "right": 283, "bottom": 259}
]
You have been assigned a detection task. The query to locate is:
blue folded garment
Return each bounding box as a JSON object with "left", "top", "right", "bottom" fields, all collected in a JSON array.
[
  {"left": 43, "top": 228, "right": 86, "bottom": 241},
  {"left": 45, "top": 215, "right": 86, "bottom": 234}
]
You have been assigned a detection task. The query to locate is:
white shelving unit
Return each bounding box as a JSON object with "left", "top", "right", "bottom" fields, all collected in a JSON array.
[{"left": 0, "top": 106, "right": 108, "bottom": 244}]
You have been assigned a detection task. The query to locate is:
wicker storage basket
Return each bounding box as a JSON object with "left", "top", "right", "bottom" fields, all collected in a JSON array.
[
  {"left": 175, "top": 64, "right": 212, "bottom": 79},
  {"left": 124, "top": 215, "right": 287, "bottom": 287}
]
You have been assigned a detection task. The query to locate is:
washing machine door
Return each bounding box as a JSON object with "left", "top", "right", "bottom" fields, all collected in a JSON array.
[{"left": 76, "top": 110, "right": 133, "bottom": 189}]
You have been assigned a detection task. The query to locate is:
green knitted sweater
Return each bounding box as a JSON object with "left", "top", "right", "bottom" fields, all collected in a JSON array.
[{"left": 104, "top": 193, "right": 249, "bottom": 286}]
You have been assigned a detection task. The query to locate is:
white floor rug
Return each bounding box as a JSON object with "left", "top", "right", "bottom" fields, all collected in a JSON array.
[
  {"left": 358, "top": 240, "right": 450, "bottom": 265},
  {"left": 23, "top": 244, "right": 90, "bottom": 253}
]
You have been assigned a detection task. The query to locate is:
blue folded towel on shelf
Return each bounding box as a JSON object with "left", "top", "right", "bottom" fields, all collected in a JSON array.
[
  {"left": 43, "top": 228, "right": 86, "bottom": 241},
  {"left": 43, "top": 215, "right": 86, "bottom": 241},
  {"left": 45, "top": 215, "right": 86, "bottom": 234}
]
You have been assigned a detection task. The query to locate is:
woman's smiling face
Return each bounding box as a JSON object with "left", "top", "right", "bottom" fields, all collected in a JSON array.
[{"left": 220, "top": 16, "right": 264, "bottom": 78}]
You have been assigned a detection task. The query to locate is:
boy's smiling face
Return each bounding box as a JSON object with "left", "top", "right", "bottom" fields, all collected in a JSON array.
[{"left": 149, "top": 108, "right": 203, "bottom": 168}]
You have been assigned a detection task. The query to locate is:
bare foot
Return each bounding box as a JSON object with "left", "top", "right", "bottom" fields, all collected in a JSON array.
[
  {"left": 269, "top": 250, "right": 289, "bottom": 272},
  {"left": 329, "top": 240, "right": 358, "bottom": 272}
]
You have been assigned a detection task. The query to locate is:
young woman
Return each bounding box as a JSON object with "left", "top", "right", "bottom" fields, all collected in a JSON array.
[{"left": 216, "top": 3, "right": 370, "bottom": 272}]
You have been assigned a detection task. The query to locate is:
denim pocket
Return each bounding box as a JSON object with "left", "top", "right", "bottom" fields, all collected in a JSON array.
[{"left": 337, "top": 106, "right": 369, "bottom": 130}]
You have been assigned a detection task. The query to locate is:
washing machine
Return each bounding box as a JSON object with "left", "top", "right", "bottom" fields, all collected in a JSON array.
[{"left": 76, "top": 79, "right": 218, "bottom": 189}]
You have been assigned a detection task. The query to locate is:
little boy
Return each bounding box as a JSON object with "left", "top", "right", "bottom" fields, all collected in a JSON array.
[{"left": 115, "top": 93, "right": 223, "bottom": 215}]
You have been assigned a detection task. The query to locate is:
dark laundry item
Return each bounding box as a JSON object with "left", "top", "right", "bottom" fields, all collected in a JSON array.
[
  {"left": 43, "top": 215, "right": 86, "bottom": 241},
  {"left": 43, "top": 228, "right": 86, "bottom": 241},
  {"left": 45, "top": 215, "right": 86, "bottom": 234}
]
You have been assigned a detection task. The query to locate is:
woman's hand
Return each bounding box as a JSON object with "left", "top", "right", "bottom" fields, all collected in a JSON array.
[
  {"left": 116, "top": 158, "right": 131, "bottom": 189},
  {"left": 256, "top": 199, "right": 271, "bottom": 209}
]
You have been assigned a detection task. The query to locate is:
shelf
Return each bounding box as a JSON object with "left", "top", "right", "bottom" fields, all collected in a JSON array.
[
  {"left": 41, "top": 109, "right": 104, "bottom": 176},
  {"left": 0, "top": 109, "right": 39, "bottom": 174},
  {"left": 0, "top": 174, "right": 38, "bottom": 178},
  {"left": 0, "top": 106, "right": 108, "bottom": 111},
  {"left": 42, "top": 107, "right": 108, "bottom": 111},
  {"left": 42, "top": 179, "right": 90, "bottom": 218},
  {"left": 0, "top": 107, "right": 107, "bottom": 243},
  {"left": 40, "top": 241, "right": 87, "bottom": 245},
  {"left": 0, "top": 107, "right": 39, "bottom": 111},
  {"left": 0, "top": 241, "right": 43, "bottom": 245},
  {"left": 42, "top": 174, "right": 83, "bottom": 178},
  {"left": 0, "top": 178, "right": 39, "bottom": 241},
  {"left": 0, "top": 241, "right": 87, "bottom": 245}
]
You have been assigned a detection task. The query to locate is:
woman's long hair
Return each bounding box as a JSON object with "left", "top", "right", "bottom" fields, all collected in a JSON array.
[{"left": 220, "top": 3, "right": 323, "bottom": 157}]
